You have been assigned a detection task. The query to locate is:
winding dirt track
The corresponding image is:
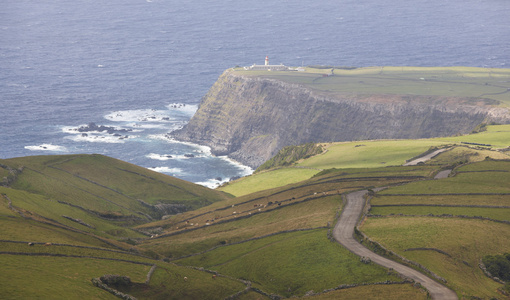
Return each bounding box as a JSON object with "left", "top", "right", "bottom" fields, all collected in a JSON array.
[{"left": 333, "top": 190, "right": 458, "bottom": 300}]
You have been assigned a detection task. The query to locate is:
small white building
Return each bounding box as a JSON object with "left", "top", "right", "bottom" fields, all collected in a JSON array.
[{"left": 244, "top": 56, "right": 289, "bottom": 71}]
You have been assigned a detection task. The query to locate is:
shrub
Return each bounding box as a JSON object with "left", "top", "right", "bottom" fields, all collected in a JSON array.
[
  {"left": 100, "top": 274, "right": 132, "bottom": 288},
  {"left": 482, "top": 253, "right": 510, "bottom": 281}
]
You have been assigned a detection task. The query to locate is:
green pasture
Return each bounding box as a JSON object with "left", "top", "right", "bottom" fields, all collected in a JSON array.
[
  {"left": 0, "top": 213, "right": 116, "bottom": 248},
  {"left": 456, "top": 158, "right": 510, "bottom": 172},
  {"left": 0, "top": 253, "right": 245, "bottom": 300},
  {"left": 3, "top": 154, "right": 228, "bottom": 219},
  {"left": 140, "top": 195, "right": 341, "bottom": 258},
  {"left": 0, "top": 186, "right": 145, "bottom": 240},
  {"left": 424, "top": 146, "right": 509, "bottom": 165},
  {"left": 125, "top": 264, "right": 246, "bottom": 300},
  {"left": 378, "top": 162, "right": 510, "bottom": 195},
  {"left": 433, "top": 124, "right": 510, "bottom": 148},
  {"left": 307, "top": 284, "right": 427, "bottom": 300},
  {"left": 0, "top": 241, "right": 151, "bottom": 263},
  {"left": 219, "top": 167, "right": 319, "bottom": 197},
  {"left": 372, "top": 194, "right": 510, "bottom": 207},
  {"left": 176, "top": 229, "right": 402, "bottom": 297},
  {"left": 361, "top": 217, "right": 510, "bottom": 299},
  {"left": 370, "top": 206, "right": 510, "bottom": 222},
  {"left": 298, "top": 140, "right": 446, "bottom": 170},
  {"left": 0, "top": 255, "right": 150, "bottom": 299},
  {"left": 236, "top": 66, "right": 510, "bottom": 105},
  {"left": 221, "top": 125, "right": 510, "bottom": 196},
  {"left": 312, "top": 165, "right": 439, "bottom": 181}
]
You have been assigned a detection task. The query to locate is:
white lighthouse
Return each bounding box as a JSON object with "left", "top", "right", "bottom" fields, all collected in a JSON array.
[{"left": 244, "top": 56, "right": 289, "bottom": 71}]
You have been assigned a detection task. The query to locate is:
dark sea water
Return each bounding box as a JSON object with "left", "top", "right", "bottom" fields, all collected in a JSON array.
[{"left": 1, "top": 0, "right": 509, "bottom": 187}]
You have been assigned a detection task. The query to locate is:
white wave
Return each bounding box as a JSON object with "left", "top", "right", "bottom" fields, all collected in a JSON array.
[
  {"left": 146, "top": 153, "right": 174, "bottom": 161},
  {"left": 25, "top": 144, "right": 67, "bottom": 152},
  {"left": 65, "top": 133, "right": 134, "bottom": 144},
  {"left": 218, "top": 155, "right": 254, "bottom": 176},
  {"left": 148, "top": 167, "right": 183, "bottom": 174},
  {"left": 125, "top": 123, "right": 166, "bottom": 129},
  {"left": 161, "top": 136, "right": 213, "bottom": 155},
  {"left": 195, "top": 179, "right": 223, "bottom": 189},
  {"left": 104, "top": 103, "right": 196, "bottom": 124},
  {"left": 104, "top": 109, "right": 173, "bottom": 123},
  {"left": 166, "top": 103, "right": 198, "bottom": 115}
]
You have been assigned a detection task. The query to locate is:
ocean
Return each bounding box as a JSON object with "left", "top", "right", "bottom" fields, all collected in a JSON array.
[{"left": 1, "top": 0, "right": 509, "bottom": 188}]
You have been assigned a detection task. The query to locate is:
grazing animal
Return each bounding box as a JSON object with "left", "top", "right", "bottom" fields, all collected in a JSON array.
[
  {"left": 44, "top": 243, "right": 52, "bottom": 246},
  {"left": 212, "top": 275, "right": 216, "bottom": 279},
  {"left": 184, "top": 277, "right": 188, "bottom": 281},
  {"left": 28, "top": 242, "right": 34, "bottom": 246}
]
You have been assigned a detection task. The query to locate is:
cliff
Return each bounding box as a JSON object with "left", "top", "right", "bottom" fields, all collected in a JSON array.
[{"left": 171, "top": 69, "right": 510, "bottom": 168}]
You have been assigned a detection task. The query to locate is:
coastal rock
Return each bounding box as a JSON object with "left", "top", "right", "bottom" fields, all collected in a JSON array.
[{"left": 172, "top": 70, "right": 510, "bottom": 168}]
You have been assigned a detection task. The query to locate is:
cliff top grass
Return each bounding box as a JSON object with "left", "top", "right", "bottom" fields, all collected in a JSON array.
[
  {"left": 219, "top": 124, "right": 510, "bottom": 197},
  {"left": 233, "top": 66, "right": 510, "bottom": 106}
]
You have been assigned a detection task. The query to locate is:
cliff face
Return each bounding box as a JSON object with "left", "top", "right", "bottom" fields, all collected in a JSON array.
[{"left": 172, "top": 70, "right": 510, "bottom": 168}]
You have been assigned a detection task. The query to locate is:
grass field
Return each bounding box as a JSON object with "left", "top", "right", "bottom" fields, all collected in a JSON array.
[
  {"left": 298, "top": 140, "right": 446, "bottom": 170},
  {"left": 306, "top": 284, "right": 427, "bottom": 300},
  {"left": 372, "top": 194, "right": 510, "bottom": 207},
  {"left": 176, "top": 229, "right": 404, "bottom": 298},
  {"left": 235, "top": 66, "right": 510, "bottom": 106},
  {"left": 139, "top": 195, "right": 342, "bottom": 258},
  {"left": 370, "top": 206, "right": 510, "bottom": 222},
  {"left": 3, "top": 128, "right": 510, "bottom": 298},
  {"left": 219, "top": 125, "right": 510, "bottom": 198},
  {"left": 219, "top": 167, "right": 320, "bottom": 197},
  {"left": 361, "top": 217, "right": 510, "bottom": 299}
]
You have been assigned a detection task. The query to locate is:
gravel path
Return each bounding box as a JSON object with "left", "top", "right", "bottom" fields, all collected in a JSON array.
[
  {"left": 333, "top": 190, "right": 458, "bottom": 300},
  {"left": 403, "top": 148, "right": 449, "bottom": 166}
]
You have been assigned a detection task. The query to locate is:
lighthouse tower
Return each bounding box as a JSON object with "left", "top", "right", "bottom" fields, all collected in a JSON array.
[{"left": 265, "top": 56, "right": 269, "bottom": 66}]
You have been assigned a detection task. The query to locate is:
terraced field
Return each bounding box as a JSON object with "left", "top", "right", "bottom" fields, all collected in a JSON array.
[
  {"left": 2, "top": 127, "right": 510, "bottom": 298},
  {"left": 362, "top": 160, "right": 510, "bottom": 299}
]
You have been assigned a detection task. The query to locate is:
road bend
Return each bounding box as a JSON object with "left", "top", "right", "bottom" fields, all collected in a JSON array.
[{"left": 333, "top": 190, "right": 458, "bottom": 300}]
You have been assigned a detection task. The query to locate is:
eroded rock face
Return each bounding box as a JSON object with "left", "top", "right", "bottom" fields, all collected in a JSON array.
[{"left": 172, "top": 70, "right": 510, "bottom": 168}]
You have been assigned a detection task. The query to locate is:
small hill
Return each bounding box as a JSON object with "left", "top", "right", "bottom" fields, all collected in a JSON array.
[{"left": 0, "top": 154, "right": 230, "bottom": 241}]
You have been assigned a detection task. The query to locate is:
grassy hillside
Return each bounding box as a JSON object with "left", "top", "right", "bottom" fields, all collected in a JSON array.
[
  {"left": 0, "top": 154, "right": 244, "bottom": 299},
  {"left": 219, "top": 124, "right": 510, "bottom": 197},
  {"left": 2, "top": 127, "right": 510, "bottom": 298}
]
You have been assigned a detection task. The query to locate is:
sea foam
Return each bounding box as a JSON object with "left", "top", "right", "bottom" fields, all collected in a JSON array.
[{"left": 25, "top": 144, "right": 67, "bottom": 152}]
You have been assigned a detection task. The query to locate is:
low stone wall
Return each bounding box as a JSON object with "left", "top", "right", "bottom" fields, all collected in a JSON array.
[
  {"left": 91, "top": 277, "right": 137, "bottom": 300},
  {"left": 172, "top": 227, "right": 326, "bottom": 261},
  {"left": 145, "top": 265, "right": 157, "bottom": 284}
]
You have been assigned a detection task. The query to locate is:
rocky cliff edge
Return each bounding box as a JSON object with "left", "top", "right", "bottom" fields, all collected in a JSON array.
[{"left": 171, "top": 69, "right": 510, "bottom": 168}]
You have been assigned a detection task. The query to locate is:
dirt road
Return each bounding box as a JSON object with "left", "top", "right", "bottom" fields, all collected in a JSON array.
[
  {"left": 333, "top": 190, "right": 458, "bottom": 300},
  {"left": 403, "top": 148, "right": 449, "bottom": 166}
]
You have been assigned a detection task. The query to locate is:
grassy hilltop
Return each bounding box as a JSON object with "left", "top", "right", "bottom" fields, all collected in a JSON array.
[
  {"left": 235, "top": 66, "right": 510, "bottom": 106},
  {"left": 2, "top": 124, "right": 510, "bottom": 299}
]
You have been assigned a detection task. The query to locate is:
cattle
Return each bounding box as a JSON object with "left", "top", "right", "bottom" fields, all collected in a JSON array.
[
  {"left": 184, "top": 277, "right": 188, "bottom": 281},
  {"left": 28, "top": 242, "right": 34, "bottom": 246}
]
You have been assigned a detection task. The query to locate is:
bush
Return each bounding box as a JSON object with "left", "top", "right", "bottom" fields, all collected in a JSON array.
[
  {"left": 100, "top": 274, "right": 132, "bottom": 287},
  {"left": 482, "top": 253, "right": 510, "bottom": 281}
]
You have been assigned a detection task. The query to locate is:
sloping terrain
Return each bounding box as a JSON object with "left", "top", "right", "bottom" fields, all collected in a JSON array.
[{"left": 1, "top": 127, "right": 509, "bottom": 299}]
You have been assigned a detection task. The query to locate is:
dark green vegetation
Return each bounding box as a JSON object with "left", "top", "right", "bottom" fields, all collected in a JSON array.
[
  {"left": 483, "top": 253, "right": 510, "bottom": 281},
  {"left": 256, "top": 142, "right": 324, "bottom": 172}
]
